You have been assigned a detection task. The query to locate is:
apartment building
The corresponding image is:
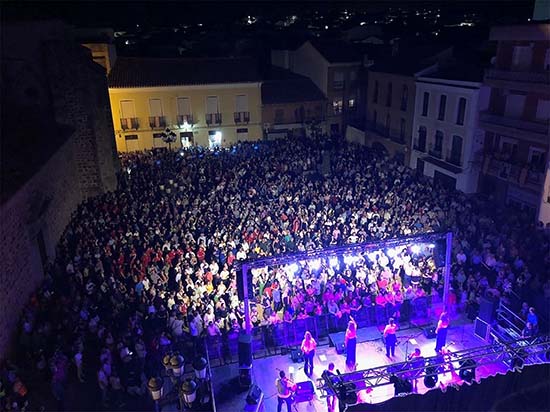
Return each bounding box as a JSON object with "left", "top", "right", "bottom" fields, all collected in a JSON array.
[
  {"left": 108, "top": 57, "right": 262, "bottom": 151},
  {"left": 479, "top": 23, "right": 550, "bottom": 222},
  {"left": 271, "top": 39, "right": 362, "bottom": 135},
  {"left": 410, "top": 61, "right": 489, "bottom": 193}
]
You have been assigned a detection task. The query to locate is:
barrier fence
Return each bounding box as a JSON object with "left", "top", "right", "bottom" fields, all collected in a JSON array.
[{"left": 205, "top": 297, "right": 434, "bottom": 367}]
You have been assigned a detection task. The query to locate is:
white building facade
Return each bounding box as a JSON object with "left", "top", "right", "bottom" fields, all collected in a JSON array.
[{"left": 410, "top": 75, "right": 490, "bottom": 193}]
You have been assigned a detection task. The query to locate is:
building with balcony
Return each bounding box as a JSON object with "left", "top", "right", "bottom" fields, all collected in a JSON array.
[
  {"left": 479, "top": 23, "right": 550, "bottom": 222},
  {"left": 108, "top": 57, "right": 262, "bottom": 151},
  {"left": 410, "top": 60, "right": 489, "bottom": 193},
  {"left": 271, "top": 39, "right": 362, "bottom": 136},
  {"left": 364, "top": 46, "right": 453, "bottom": 164},
  {"left": 1, "top": 21, "right": 118, "bottom": 360},
  {"left": 261, "top": 70, "right": 327, "bottom": 139}
]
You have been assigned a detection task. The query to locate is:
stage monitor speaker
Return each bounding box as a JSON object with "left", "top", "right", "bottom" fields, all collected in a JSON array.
[
  {"left": 424, "top": 326, "right": 437, "bottom": 339},
  {"left": 238, "top": 334, "right": 252, "bottom": 366},
  {"left": 294, "top": 380, "right": 315, "bottom": 403},
  {"left": 291, "top": 349, "right": 304, "bottom": 363},
  {"left": 478, "top": 297, "right": 497, "bottom": 323},
  {"left": 434, "top": 239, "right": 446, "bottom": 268},
  {"left": 246, "top": 384, "right": 263, "bottom": 405}
]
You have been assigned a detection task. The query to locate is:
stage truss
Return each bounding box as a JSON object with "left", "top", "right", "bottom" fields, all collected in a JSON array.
[
  {"left": 239, "top": 232, "right": 453, "bottom": 333},
  {"left": 323, "top": 335, "right": 550, "bottom": 407}
]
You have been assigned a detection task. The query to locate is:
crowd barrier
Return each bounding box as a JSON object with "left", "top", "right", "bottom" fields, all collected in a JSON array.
[{"left": 205, "top": 297, "right": 432, "bottom": 366}]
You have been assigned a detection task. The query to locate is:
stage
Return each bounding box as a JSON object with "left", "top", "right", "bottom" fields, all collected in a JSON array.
[{"left": 211, "top": 315, "right": 511, "bottom": 412}]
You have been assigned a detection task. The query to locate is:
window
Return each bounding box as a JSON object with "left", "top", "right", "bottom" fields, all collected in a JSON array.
[
  {"left": 373, "top": 81, "right": 379, "bottom": 103},
  {"left": 333, "top": 99, "right": 343, "bottom": 114},
  {"left": 180, "top": 132, "right": 193, "bottom": 148},
  {"left": 545, "top": 48, "right": 550, "bottom": 71},
  {"left": 435, "top": 130, "right": 444, "bottom": 151},
  {"left": 236, "top": 128, "right": 249, "bottom": 140},
  {"left": 400, "top": 118, "right": 406, "bottom": 140},
  {"left": 124, "top": 134, "right": 138, "bottom": 140},
  {"left": 385, "top": 114, "right": 391, "bottom": 134},
  {"left": 422, "top": 92, "right": 430, "bottom": 116},
  {"left": 348, "top": 97, "right": 356, "bottom": 109},
  {"left": 350, "top": 71, "right": 357, "bottom": 81},
  {"left": 333, "top": 71, "right": 344, "bottom": 89},
  {"left": 536, "top": 100, "right": 550, "bottom": 120},
  {"left": 149, "top": 98, "right": 164, "bottom": 128},
  {"left": 449, "top": 135, "right": 463, "bottom": 166},
  {"left": 438, "top": 95, "right": 447, "bottom": 121},
  {"left": 372, "top": 110, "right": 377, "bottom": 128},
  {"left": 177, "top": 97, "right": 191, "bottom": 115},
  {"left": 206, "top": 96, "right": 219, "bottom": 114},
  {"left": 417, "top": 126, "right": 427, "bottom": 151},
  {"left": 512, "top": 46, "right": 532, "bottom": 70},
  {"left": 120, "top": 100, "right": 136, "bottom": 118},
  {"left": 528, "top": 147, "right": 547, "bottom": 170},
  {"left": 400, "top": 85, "right": 408, "bottom": 111},
  {"left": 386, "top": 82, "right": 392, "bottom": 107},
  {"left": 274, "top": 109, "right": 284, "bottom": 124},
  {"left": 504, "top": 94, "right": 526, "bottom": 118},
  {"left": 499, "top": 137, "right": 518, "bottom": 157},
  {"left": 456, "top": 97, "right": 467, "bottom": 125},
  {"left": 235, "top": 95, "right": 248, "bottom": 112}
]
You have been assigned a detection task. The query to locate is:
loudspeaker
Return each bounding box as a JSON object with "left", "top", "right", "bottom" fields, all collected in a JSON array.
[
  {"left": 239, "top": 366, "right": 252, "bottom": 388},
  {"left": 434, "top": 239, "right": 446, "bottom": 267},
  {"left": 246, "top": 384, "right": 263, "bottom": 405},
  {"left": 238, "top": 334, "right": 252, "bottom": 366},
  {"left": 478, "top": 297, "right": 497, "bottom": 323},
  {"left": 290, "top": 349, "right": 304, "bottom": 363},
  {"left": 424, "top": 326, "right": 437, "bottom": 339},
  {"left": 237, "top": 267, "right": 254, "bottom": 300}
]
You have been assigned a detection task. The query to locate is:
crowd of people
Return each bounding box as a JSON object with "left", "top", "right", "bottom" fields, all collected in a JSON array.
[{"left": 1, "top": 136, "right": 549, "bottom": 411}]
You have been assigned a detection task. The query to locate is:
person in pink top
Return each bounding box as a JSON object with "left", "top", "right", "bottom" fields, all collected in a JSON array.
[
  {"left": 301, "top": 331, "right": 317, "bottom": 375},
  {"left": 383, "top": 317, "right": 398, "bottom": 358}
]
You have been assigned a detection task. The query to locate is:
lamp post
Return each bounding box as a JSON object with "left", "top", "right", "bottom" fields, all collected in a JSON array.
[
  {"left": 180, "top": 379, "right": 197, "bottom": 410},
  {"left": 147, "top": 377, "right": 164, "bottom": 412},
  {"left": 161, "top": 127, "right": 177, "bottom": 151},
  {"left": 170, "top": 354, "right": 185, "bottom": 380}
]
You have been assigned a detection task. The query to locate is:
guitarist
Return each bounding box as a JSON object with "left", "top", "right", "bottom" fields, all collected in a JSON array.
[{"left": 276, "top": 370, "right": 294, "bottom": 412}]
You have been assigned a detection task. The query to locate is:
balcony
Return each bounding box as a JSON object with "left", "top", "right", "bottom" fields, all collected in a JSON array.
[
  {"left": 485, "top": 68, "right": 550, "bottom": 84},
  {"left": 445, "top": 153, "right": 462, "bottom": 167},
  {"left": 177, "top": 114, "right": 193, "bottom": 126},
  {"left": 483, "top": 156, "right": 545, "bottom": 191},
  {"left": 428, "top": 144, "right": 443, "bottom": 159},
  {"left": 120, "top": 117, "right": 139, "bottom": 130},
  {"left": 234, "top": 111, "right": 250, "bottom": 124},
  {"left": 149, "top": 116, "right": 167, "bottom": 129},
  {"left": 206, "top": 113, "right": 222, "bottom": 125},
  {"left": 333, "top": 80, "right": 344, "bottom": 90},
  {"left": 479, "top": 112, "right": 550, "bottom": 144}
]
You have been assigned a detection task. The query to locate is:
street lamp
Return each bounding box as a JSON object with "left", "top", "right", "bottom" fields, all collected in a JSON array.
[
  {"left": 161, "top": 127, "right": 177, "bottom": 151},
  {"left": 147, "top": 377, "right": 164, "bottom": 412},
  {"left": 193, "top": 357, "right": 207, "bottom": 380},
  {"left": 180, "top": 379, "right": 197, "bottom": 410},
  {"left": 170, "top": 354, "right": 185, "bottom": 379}
]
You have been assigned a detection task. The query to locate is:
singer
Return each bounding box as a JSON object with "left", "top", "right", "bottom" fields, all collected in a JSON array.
[
  {"left": 383, "top": 317, "right": 398, "bottom": 358},
  {"left": 301, "top": 331, "right": 317, "bottom": 376},
  {"left": 435, "top": 312, "right": 450, "bottom": 353},
  {"left": 344, "top": 315, "right": 357, "bottom": 368}
]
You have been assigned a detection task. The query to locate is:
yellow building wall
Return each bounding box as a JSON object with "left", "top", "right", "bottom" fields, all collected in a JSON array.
[{"left": 109, "top": 83, "right": 263, "bottom": 152}]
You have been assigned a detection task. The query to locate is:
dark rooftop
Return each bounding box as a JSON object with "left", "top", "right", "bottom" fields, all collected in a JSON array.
[
  {"left": 308, "top": 39, "right": 362, "bottom": 64},
  {"left": 369, "top": 44, "right": 453, "bottom": 76},
  {"left": 262, "top": 77, "right": 326, "bottom": 104},
  {"left": 108, "top": 56, "right": 262, "bottom": 88},
  {"left": 423, "top": 63, "right": 485, "bottom": 83}
]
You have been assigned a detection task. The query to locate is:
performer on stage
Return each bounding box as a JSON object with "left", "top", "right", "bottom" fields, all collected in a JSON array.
[
  {"left": 321, "top": 362, "right": 337, "bottom": 412},
  {"left": 407, "top": 347, "right": 423, "bottom": 391},
  {"left": 344, "top": 315, "right": 357, "bottom": 368},
  {"left": 435, "top": 312, "right": 450, "bottom": 352},
  {"left": 275, "top": 370, "right": 294, "bottom": 412},
  {"left": 383, "top": 317, "right": 398, "bottom": 358},
  {"left": 300, "top": 331, "right": 317, "bottom": 376}
]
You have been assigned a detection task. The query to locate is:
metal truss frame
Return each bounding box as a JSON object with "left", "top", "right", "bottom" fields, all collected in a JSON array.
[{"left": 324, "top": 335, "right": 550, "bottom": 406}]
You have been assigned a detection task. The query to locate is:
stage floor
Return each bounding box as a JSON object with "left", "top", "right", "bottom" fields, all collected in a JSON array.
[{"left": 212, "top": 315, "right": 511, "bottom": 412}]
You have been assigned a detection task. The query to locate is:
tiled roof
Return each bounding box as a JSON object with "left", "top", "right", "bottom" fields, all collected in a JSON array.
[
  {"left": 108, "top": 56, "right": 262, "bottom": 88},
  {"left": 262, "top": 78, "right": 326, "bottom": 104},
  {"left": 308, "top": 39, "right": 362, "bottom": 63}
]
